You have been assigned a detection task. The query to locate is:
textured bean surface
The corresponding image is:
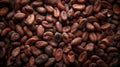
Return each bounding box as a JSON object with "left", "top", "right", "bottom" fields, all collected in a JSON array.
[{"left": 0, "top": 0, "right": 120, "bottom": 67}]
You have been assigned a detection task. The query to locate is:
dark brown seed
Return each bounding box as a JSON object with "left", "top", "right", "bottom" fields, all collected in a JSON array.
[
  {"left": 6, "top": 11, "right": 15, "bottom": 19},
  {"left": 36, "top": 7, "right": 46, "bottom": 13},
  {"left": 82, "top": 60, "right": 91, "bottom": 67},
  {"left": 72, "top": 4, "right": 85, "bottom": 10},
  {"left": 98, "top": 43, "right": 106, "bottom": 49},
  {"left": 89, "top": 32, "right": 97, "bottom": 42},
  {"left": 10, "top": 31, "right": 20, "bottom": 41},
  {"left": 15, "top": 0, "right": 21, "bottom": 10},
  {"left": 63, "top": 26, "right": 71, "bottom": 32},
  {"left": 62, "top": 32, "right": 70, "bottom": 43},
  {"left": 85, "top": 43, "right": 94, "bottom": 51},
  {"left": 0, "top": 47, "right": 6, "bottom": 58},
  {"left": 21, "top": 36, "right": 28, "bottom": 43},
  {"left": 86, "top": 22, "right": 95, "bottom": 31},
  {"left": 44, "top": 5, "right": 54, "bottom": 13},
  {"left": 43, "top": 31, "right": 53, "bottom": 40},
  {"left": 68, "top": 51, "right": 75, "bottom": 63},
  {"left": 113, "top": 4, "right": 120, "bottom": 15},
  {"left": 0, "top": 7, "right": 8, "bottom": 16},
  {"left": 87, "top": 16, "right": 98, "bottom": 22},
  {"left": 21, "top": 0, "right": 30, "bottom": 6},
  {"left": 24, "top": 26, "right": 33, "bottom": 37},
  {"left": 35, "top": 54, "right": 48, "bottom": 65},
  {"left": 79, "top": 18, "right": 88, "bottom": 29},
  {"left": 94, "top": 0, "right": 101, "bottom": 12},
  {"left": 14, "top": 12, "right": 26, "bottom": 20},
  {"left": 96, "top": 49, "right": 105, "bottom": 56},
  {"left": 63, "top": 44, "right": 72, "bottom": 53},
  {"left": 35, "top": 41, "right": 48, "bottom": 48},
  {"left": 45, "top": 0, "right": 57, "bottom": 5},
  {"left": 70, "top": 0, "right": 77, "bottom": 4},
  {"left": 84, "top": 5, "right": 93, "bottom": 16},
  {"left": 54, "top": 32, "right": 62, "bottom": 42},
  {"left": 36, "top": 15, "right": 45, "bottom": 22},
  {"left": 8, "top": 20, "right": 15, "bottom": 30},
  {"left": 67, "top": 8, "right": 74, "bottom": 19},
  {"left": 31, "top": 1, "right": 43, "bottom": 7},
  {"left": 55, "top": 48, "right": 63, "bottom": 61},
  {"left": 16, "top": 24, "right": 24, "bottom": 36},
  {"left": 0, "top": 22, "right": 6, "bottom": 29},
  {"left": 78, "top": 0, "right": 86, "bottom": 3},
  {"left": 55, "top": 21, "right": 63, "bottom": 32},
  {"left": 22, "top": 5, "right": 33, "bottom": 14},
  {"left": 57, "top": 0, "right": 65, "bottom": 10},
  {"left": 25, "top": 36, "right": 39, "bottom": 45},
  {"left": 37, "top": 25, "right": 44, "bottom": 37},
  {"left": 89, "top": 63, "right": 97, "bottom": 67},
  {"left": 42, "top": 21, "right": 53, "bottom": 28},
  {"left": 82, "top": 32, "right": 88, "bottom": 41},
  {"left": 61, "top": 11, "right": 67, "bottom": 21},
  {"left": 1, "top": 28, "right": 11, "bottom": 36},
  {"left": 106, "top": 47, "right": 118, "bottom": 53},
  {"left": 20, "top": 53, "right": 29, "bottom": 63},
  {"left": 71, "top": 37, "right": 82, "bottom": 45},
  {"left": 54, "top": 60, "right": 64, "bottom": 67},
  {"left": 54, "top": 7, "right": 60, "bottom": 18},
  {"left": 45, "top": 58, "right": 55, "bottom": 67},
  {"left": 46, "top": 14, "right": 54, "bottom": 22},
  {"left": 93, "top": 22, "right": 101, "bottom": 31},
  {"left": 49, "top": 40, "right": 57, "bottom": 47},
  {"left": 96, "top": 59, "right": 108, "bottom": 67},
  {"left": 31, "top": 46, "right": 42, "bottom": 56},
  {"left": 29, "top": 56, "right": 35, "bottom": 67},
  {"left": 95, "top": 12, "right": 106, "bottom": 20},
  {"left": 45, "top": 45, "right": 53, "bottom": 56},
  {"left": 74, "top": 11, "right": 81, "bottom": 18},
  {"left": 63, "top": 54, "right": 70, "bottom": 65},
  {"left": 109, "top": 58, "right": 119, "bottom": 67},
  {"left": 11, "top": 42, "right": 21, "bottom": 46},
  {"left": 101, "top": 23, "right": 111, "bottom": 30},
  {"left": 71, "top": 23, "right": 79, "bottom": 33},
  {"left": 90, "top": 55, "right": 100, "bottom": 62},
  {"left": 11, "top": 47, "right": 20, "bottom": 57},
  {"left": 78, "top": 51, "right": 87, "bottom": 62},
  {"left": 7, "top": 56, "right": 14, "bottom": 66},
  {"left": 25, "top": 14, "right": 35, "bottom": 25},
  {"left": 0, "top": 41, "right": 5, "bottom": 47},
  {"left": 101, "top": 1, "right": 112, "bottom": 9},
  {"left": 58, "top": 42, "right": 65, "bottom": 48}
]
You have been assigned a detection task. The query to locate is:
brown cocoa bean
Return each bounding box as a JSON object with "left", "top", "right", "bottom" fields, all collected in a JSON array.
[
  {"left": 60, "top": 11, "right": 67, "bottom": 21},
  {"left": 25, "top": 14, "right": 35, "bottom": 25},
  {"left": 78, "top": 51, "right": 87, "bottom": 62},
  {"left": 85, "top": 43, "right": 94, "bottom": 51},
  {"left": 35, "top": 41, "right": 48, "bottom": 48},
  {"left": 36, "top": 7, "right": 46, "bottom": 14},
  {"left": 14, "top": 12, "right": 26, "bottom": 20},
  {"left": 68, "top": 51, "right": 75, "bottom": 63},
  {"left": 72, "top": 4, "right": 85, "bottom": 10},
  {"left": 11, "top": 47, "right": 20, "bottom": 57},
  {"left": 71, "top": 37, "right": 82, "bottom": 45},
  {"left": 54, "top": 7, "right": 60, "bottom": 18},
  {"left": 55, "top": 48, "right": 63, "bottom": 61},
  {"left": 0, "top": 7, "right": 8, "bottom": 16},
  {"left": 35, "top": 54, "right": 48, "bottom": 65},
  {"left": 31, "top": 46, "right": 42, "bottom": 56},
  {"left": 37, "top": 25, "right": 44, "bottom": 37},
  {"left": 45, "top": 58, "right": 55, "bottom": 67}
]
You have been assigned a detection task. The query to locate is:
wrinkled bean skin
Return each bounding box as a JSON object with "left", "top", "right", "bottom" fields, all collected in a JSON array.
[{"left": 0, "top": 0, "right": 120, "bottom": 67}]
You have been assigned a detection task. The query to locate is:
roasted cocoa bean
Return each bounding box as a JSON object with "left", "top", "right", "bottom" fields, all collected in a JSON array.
[{"left": 0, "top": 0, "right": 120, "bottom": 67}]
